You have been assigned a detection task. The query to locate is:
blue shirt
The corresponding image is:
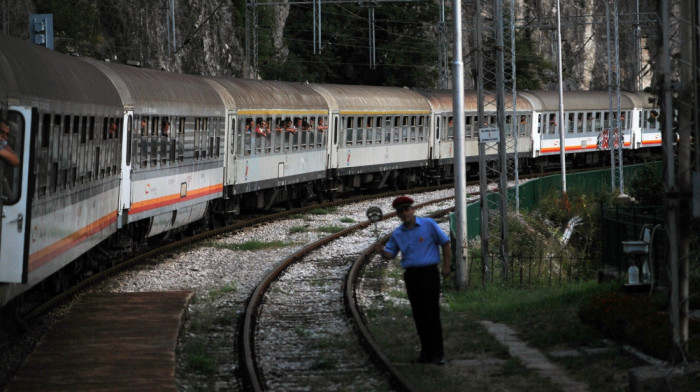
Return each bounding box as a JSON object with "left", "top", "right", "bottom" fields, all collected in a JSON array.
[{"left": 384, "top": 216, "right": 450, "bottom": 269}]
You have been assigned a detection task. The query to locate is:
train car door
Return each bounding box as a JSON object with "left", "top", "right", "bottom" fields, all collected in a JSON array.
[
  {"left": 327, "top": 113, "right": 339, "bottom": 170},
  {"left": 0, "top": 108, "right": 31, "bottom": 283},
  {"left": 225, "top": 113, "right": 236, "bottom": 185},
  {"left": 118, "top": 112, "right": 133, "bottom": 228}
]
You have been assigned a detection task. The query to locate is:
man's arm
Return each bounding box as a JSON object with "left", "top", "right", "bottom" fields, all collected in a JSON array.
[
  {"left": 440, "top": 242, "right": 451, "bottom": 277},
  {"left": 378, "top": 247, "right": 395, "bottom": 260}
]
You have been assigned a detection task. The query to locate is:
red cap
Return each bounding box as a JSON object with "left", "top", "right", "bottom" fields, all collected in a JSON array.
[{"left": 392, "top": 196, "right": 414, "bottom": 210}]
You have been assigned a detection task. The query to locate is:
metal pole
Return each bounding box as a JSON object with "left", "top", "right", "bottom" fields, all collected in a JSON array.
[
  {"left": 606, "top": 2, "right": 616, "bottom": 192},
  {"left": 659, "top": 0, "right": 682, "bottom": 361},
  {"left": 476, "top": 0, "right": 489, "bottom": 286},
  {"left": 313, "top": 0, "right": 317, "bottom": 54},
  {"left": 496, "top": 0, "right": 509, "bottom": 271},
  {"left": 171, "top": 0, "right": 176, "bottom": 54},
  {"left": 556, "top": 0, "right": 566, "bottom": 193},
  {"left": 452, "top": 0, "right": 468, "bottom": 291},
  {"left": 613, "top": 1, "right": 624, "bottom": 193},
  {"left": 510, "top": 0, "right": 519, "bottom": 212},
  {"left": 369, "top": 7, "right": 376, "bottom": 69}
]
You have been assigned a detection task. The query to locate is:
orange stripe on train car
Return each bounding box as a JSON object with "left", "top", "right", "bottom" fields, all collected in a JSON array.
[
  {"left": 540, "top": 145, "right": 599, "bottom": 153},
  {"left": 129, "top": 184, "right": 223, "bottom": 215},
  {"left": 642, "top": 140, "right": 662, "bottom": 145},
  {"left": 28, "top": 211, "right": 118, "bottom": 273}
]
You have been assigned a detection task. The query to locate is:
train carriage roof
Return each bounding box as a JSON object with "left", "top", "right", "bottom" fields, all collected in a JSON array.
[
  {"left": 308, "top": 84, "right": 431, "bottom": 114},
  {"left": 0, "top": 33, "right": 122, "bottom": 111},
  {"left": 518, "top": 90, "right": 637, "bottom": 111},
  {"left": 417, "top": 89, "right": 533, "bottom": 113},
  {"left": 209, "top": 78, "right": 328, "bottom": 113},
  {"left": 82, "top": 58, "right": 225, "bottom": 116}
]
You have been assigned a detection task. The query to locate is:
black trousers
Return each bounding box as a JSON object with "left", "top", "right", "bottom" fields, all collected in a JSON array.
[{"left": 403, "top": 264, "right": 444, "bottom": 360}]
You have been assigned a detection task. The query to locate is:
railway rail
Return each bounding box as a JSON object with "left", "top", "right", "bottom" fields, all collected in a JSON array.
[{"left": 241, "top": 197, "right": 455, "bottom": 391}]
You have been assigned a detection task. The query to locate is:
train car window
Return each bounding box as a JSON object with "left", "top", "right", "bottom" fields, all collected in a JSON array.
[
  {"left": 567, "top": 113, "right": 574, "bottom": 134},
  {"left": 150, "top": 117, "right": 159, "bottom": 165},
  {"left": 356, "top": 117, "right": 364, "bottom": 145},
  {"left": 202, "top": 117, "right": 209, "bottom": 159},
  {"left": 447, "top": 116, "right": 454, "bottom": 141},
  {"left": 603, "top": 112, "right": 611, "bottom": 130},
  {"left": 435, "top": 116, "right": 441, "bottom": 140},
  {"left": 595, "top": 112, "right": 602, "bottom": 132},
  {"left": 505, "top": 115, "right": 512, "bottom": 137},
  {"left": 575, "top": 113, "right": 582, "bottom": 133},
  {"left": 126, "top": 115, "right": 132, "bottom": 166},
  {"left": 2, "top": 111, "right": 25, "bottom": 203},
  {"left": 621, "top": 111, "right": 627, "bottom": 129},
  {"left": 73, "top": 115, "right": 79, "bottom": 135},
  {"left": 88, "top": 117, "right": 95, "bottom": 141},
  {"left": 79, "top": 116, "right": 87, "bottom": 144},
  {"left": 536, "top": 114, "right": 542, "bottom": 134},
  {"left": 41, "top": 113, "right": 51, "bottom": 149},
  {"left": 333, "top": 117, "right": 339, "bottom": 146},
  {"left": 548, "top": 113, "right": 557, "bottom": 134},
  {"left": 409, "top": 116, "right": 416, "bottom": 142}
]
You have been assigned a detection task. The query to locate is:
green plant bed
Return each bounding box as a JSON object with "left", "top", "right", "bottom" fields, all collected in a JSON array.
[{"left": 578, "top": 290, "right": 700, "bottom": 362}]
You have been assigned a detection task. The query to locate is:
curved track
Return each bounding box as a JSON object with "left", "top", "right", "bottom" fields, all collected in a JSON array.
[{"left": 241, "top": 198, "right": 454, "bottom": 391}]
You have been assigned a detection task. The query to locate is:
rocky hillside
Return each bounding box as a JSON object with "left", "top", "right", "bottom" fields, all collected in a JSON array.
[{"left": 2, "top": 0, "right": 657, "bottom": 90}]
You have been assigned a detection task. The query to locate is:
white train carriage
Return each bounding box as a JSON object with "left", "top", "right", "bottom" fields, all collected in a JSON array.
[
  {"left": 627, "top": 91, "right": 661, "bottom": 152},
  {"left": 209, "top": 78, "right": 330, "bottom": 210},
  {"left": 519, "top": 90, "right": 641, "bottom": 167},
  {"left": 309, "top": 84, "right": 432, "bottom": 189},
  {"left": 84, "top": 59, "right": 226, "bottom": 239},
  {"left": 0, "top": 34, "right": 124, "bottom": 304},
  {"left": 418, "top": 90, "right": 534, "bottom": 175}
]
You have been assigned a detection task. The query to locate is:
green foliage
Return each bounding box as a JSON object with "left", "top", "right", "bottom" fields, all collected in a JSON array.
[
  {"left": 183, "top": 338, "right": 217, "bottom": 375},
  {"left": 576, "top": 290, "right": 696, "bottom": 361},
  {"left": 289, "top": 225, "right": 308, "bottom": 234},
  {"left": 628, "top": 164, "right": 664, "bottom": 205},
  {"left": 208, "top": 240, "right": 293, "bottom": 251},
  {"left": 317, "top": 225, "right": 344, "bottom": 233},
  {"left": 260, "top": 3, "right": 440, "bottom": 87},
  {"left": 36, "top": 0, "right": 104, "bottom": 55},
  {"left": 207, "top": 282, "right": 237, "bottom": 301},
  {"left": 340, "top": 217, "right": 356, "bottom": 223}
]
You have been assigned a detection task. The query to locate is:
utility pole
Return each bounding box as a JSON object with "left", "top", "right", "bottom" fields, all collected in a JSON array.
[
  {"left": 556, "top": 0, "right": 566, "bottom": 194},
  {"left": 451, "top": 0, "right": 467, "bottom": 290}
]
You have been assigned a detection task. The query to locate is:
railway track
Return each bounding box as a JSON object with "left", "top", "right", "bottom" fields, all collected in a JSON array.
[
  {"left": 5, "top": 184, "right": 455, "bottom": 327},
  {"left": 241, "top": 198, "right": 455, "bottom": 391}
]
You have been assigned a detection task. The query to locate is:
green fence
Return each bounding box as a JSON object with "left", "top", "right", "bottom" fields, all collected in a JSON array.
[{"left": 451, "top": 162, "right": 662, "bottom": 240}]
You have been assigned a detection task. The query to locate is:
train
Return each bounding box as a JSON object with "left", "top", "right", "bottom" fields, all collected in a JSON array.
[{"left": 0, "top": 33, "right": 661, "bottom": 307}]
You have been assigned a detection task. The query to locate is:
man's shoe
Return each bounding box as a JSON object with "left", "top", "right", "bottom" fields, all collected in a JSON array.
[{"left": 433, "top": 357, "right": 445, "bottom": 366}]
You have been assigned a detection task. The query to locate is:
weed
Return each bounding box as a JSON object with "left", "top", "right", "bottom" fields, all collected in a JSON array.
[
  {"left": 317, "top": 225, "right": 344, "bottom": 233},
  {"left": 340, "top": 217, "right": 356, "bottom": 223},
  {"left": 289, "top": 226, "right": 308, "bottom": 234},
  {"left": 207, "top": 282, "right": 237, "bottom": 301},
  {"left": 183, "top": 338, "right": 216, "bottom": 375}
]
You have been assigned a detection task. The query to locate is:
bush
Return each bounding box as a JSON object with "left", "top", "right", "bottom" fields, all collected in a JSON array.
[{"left": 578, "top": 291, "right": 674, "bottom": 360}]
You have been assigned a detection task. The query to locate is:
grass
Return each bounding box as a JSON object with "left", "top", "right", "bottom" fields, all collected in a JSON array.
[
  {"left": 183, "top": 338, "right": 217, "bottom": 375},
  {"left": 340, "top": 217, "right": 356, "bottom": 223},
  {"left": 289, "top": 225, "right": 308, "bottom": 234},
  {"left": 207, "top": 281, "right": 237, "bottom": 301},
  {"left": 207, "top": 240, "right": 295, "bottom": 251},
  {"left": 365, "top": 266, "right": 650, "bottom": 392},
  {"left": 317, "top": 225, "right": 344, "bottom": 233}
]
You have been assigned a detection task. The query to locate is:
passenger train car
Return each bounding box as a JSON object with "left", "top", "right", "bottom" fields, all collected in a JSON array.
[{"left": 0, "top": 33, "right": 661, "bottom": 307}]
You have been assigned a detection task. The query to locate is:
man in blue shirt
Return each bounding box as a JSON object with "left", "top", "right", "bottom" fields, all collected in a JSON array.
[{"left": 380, "top": 196, "right": 451, "bottom": 365}]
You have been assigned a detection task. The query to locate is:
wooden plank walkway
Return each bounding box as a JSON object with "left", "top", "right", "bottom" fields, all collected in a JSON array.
[{"left": 6, "top": 291, "right": 193, "bottom": 392}]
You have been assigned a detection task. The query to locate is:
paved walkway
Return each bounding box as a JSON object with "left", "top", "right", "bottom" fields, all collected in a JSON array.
[
  {"left": 6, "top": 291, "right": 193, "bottom": 392},
  {"left": 480, "top": 320, "right": 590, "bottom": 392}
]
